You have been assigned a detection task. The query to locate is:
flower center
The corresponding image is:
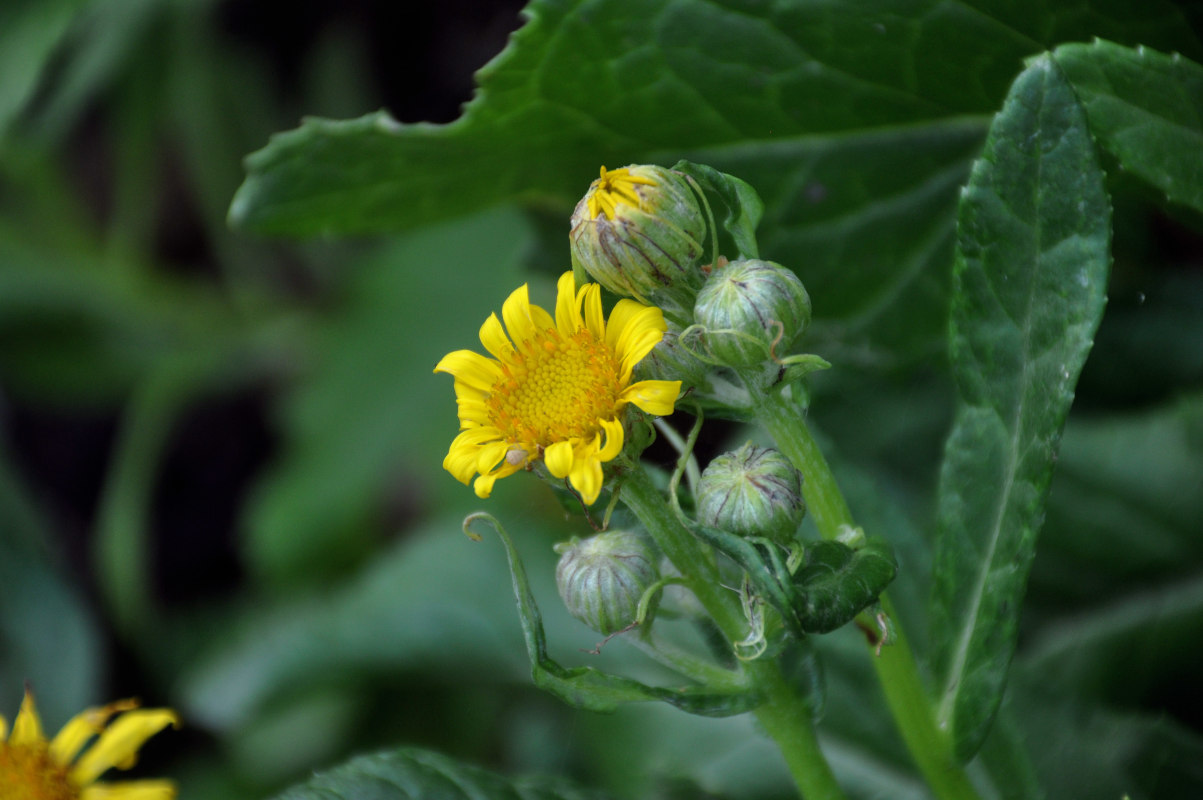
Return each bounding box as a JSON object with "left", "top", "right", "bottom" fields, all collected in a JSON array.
[
  {"left": 0, "top": 743, "right": 76, "bottom": 800},
  {"left": 487, "top": 326, "right": 623, "bottom": 447},
  {"left": 587, "top": 166, "right": 656, "bottom": 220}
]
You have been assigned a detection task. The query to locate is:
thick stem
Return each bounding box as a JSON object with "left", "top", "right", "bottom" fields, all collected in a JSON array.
[
  {"left": 748, "top": 384, "right": 982, "bottom": 800},
  {"left": 621, "top": 462, "right": 847, "bottom": 800}
]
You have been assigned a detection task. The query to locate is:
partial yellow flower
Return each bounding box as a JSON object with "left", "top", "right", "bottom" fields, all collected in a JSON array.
[
  {"left": 0, "top": 688, "right": 179, "bottom": 800},
  {"left": 435, "top": 271, "right": 681, "bottom": 504}
]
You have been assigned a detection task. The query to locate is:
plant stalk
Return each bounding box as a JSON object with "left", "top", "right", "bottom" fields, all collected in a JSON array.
[
  {"left": 748, "top": 383, "right": 982, "bottom": 800},
  {"left": 621, "top": 462, "right": 847, "bottom": 800}
]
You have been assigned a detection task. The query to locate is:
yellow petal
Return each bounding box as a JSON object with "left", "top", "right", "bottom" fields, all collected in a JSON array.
[
  {"left": 51, "top": 699, "right": 139, "bottom": 765},
  {"left": 81, "top": 779, "right": 177, "bottom": 800},
  {"left": 474, "top": 473, "right": 498, "bottom": 498},
  {"left": 597, "top": 418, "right": 625, "bottom": 461},
  {"left": 444, "top": 428, "right": 503, "bottom": 483},
  {"left": 502, "top": 284, "right": 555, "bottom": 343},
  {"left": 455, "top": 401, "right": 491, "bottom": 428},
  {"left": 605, "top": 299, "right": 646, "bottom": 352},
  {"left": 434, "top": 350, "right": 502, "bottom": 392},
  {"left": 71, "top": 709, "right": 179, "bottom": 786},
  {"left": 478, "top": 313, "right": 513, "bottom": 361},
  {"left": 501, "top": 283, "right": 536, "bottom": 343},
  {"left": 544, "top": 440, "right": 575, "bottom": 478},
  {"left": 613, "top": 306, "right": 666, "bottom": 368},
  {"left": 554, "top": 271, "right": 581, "bottom": 333},
  {"left": 569, "top": 454, "right": 604, "bottom": 505},
  {"left": 582, "top": 283, "right": 605, "bottom": 339},
  {"left": 621, "top": 380, "right": 680, "bottom": 417},
  {"left": 475, "top": 440, "right": 509, "bottom": 475},
  {"left": 11, "top": 688, "right": 45, "bottom": 746}
]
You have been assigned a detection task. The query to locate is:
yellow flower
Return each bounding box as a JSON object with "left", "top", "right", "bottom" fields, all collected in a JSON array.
[
  {"left": 0, "top": 689, "right": 179, "bottom": 800},
  {"left": 435, "top": 271, "right": 681, "bottom": 504}
]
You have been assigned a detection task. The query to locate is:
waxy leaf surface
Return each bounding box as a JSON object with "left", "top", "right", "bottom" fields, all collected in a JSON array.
[
  {"left": 930, "top": 55, "right": 1111, "bottom": 761},
  {"left": 273, "top": 747, "right": 612, "bottom": 800},
  {"left": 228, "top": 0, "right": 1198, "bottom": 360},
  {"left": 1054, "top": 40, "right": 1203, "bottom": 215}
]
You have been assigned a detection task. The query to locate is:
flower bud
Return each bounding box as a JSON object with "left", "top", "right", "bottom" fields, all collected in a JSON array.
[
  {"left": 697, "top": 442, "right": 805, "bottom": 546},
  {"left": 555, "top": 530, "right": 659, "bottom": 635},
  {"left": 693, "top": 259, "right": 812, "bottom": 366},
  {"left": 633, "top": 322, "right": 711, "bottom": 392},
  {"left": 569, "top": 165, "right": 707, "bottom": 310}
]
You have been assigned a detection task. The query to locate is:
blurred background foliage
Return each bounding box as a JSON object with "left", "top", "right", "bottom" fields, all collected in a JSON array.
[{"left": 1, "top": 1, "right": 1202, "bottom": 799}]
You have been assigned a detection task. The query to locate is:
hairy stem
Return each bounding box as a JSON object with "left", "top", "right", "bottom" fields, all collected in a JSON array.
[
  {"left": 747, "top": 383, "right": 983, "bottom": 800},
  {"left": 621, "top": 461, "right": 847, "bottom": 800}
]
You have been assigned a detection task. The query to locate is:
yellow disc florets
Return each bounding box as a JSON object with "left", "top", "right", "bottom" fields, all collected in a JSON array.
[
  {"left": 487, "top": 327, "right": 622, "bottom": 446},
  {"left": 0, "top": 741, "right": 74, "bottom": 800}
]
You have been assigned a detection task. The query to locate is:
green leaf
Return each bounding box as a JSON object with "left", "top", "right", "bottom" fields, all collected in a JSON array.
[
  {"left": 181, "top": 515, "right": 536, "bottom": 733},
  {"left": 1004, "top": 676, "right": 1203, "bottom": 800},
  {"left": 1021, "top": 572, "right": 1203, "bottom": 706},
  {"left": 1054, "top": 40, "right": 1203, "bottom": 215},
  {"left": 228, "top": 1, "right": 1201, "bottom": 361},
  {"left": 1033, "top": 395, "right": 1203, "bottom": 606},
  {"left": 930, "top": 54, "right": 1112, "bottom": 761},
  {"left": 792, "top": 539, "right": 897, "bottom": 634},
  {"left": 0, "top": 442, "right": 102, "bottom": 729},
  {"left": 670, "top": 160, "right": 763, "bottom": 259},
  {"left": 465, "top": 513, "right": 762, "bottom": 718},
  {"left": 0, "top": 0, "right": 85, "bottom": 136},
  {"left": 242, "top": 208, "right": 532, "bottom": 586},
  {"left": 691, "top": 522, "right": 803, "bottom": 636},
  {"left": 272, "top": 747, "right": 613, "bottom": 800}
]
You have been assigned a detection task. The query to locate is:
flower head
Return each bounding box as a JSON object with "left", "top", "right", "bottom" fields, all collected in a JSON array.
[
  {"left": 435, "top": 272, "right": 681, "bottom": 504},
  {"left": 0, "top": 688, "right": 179, "bottom": 800},
  {"left": 570, "top": 165, "right": 707, "bottom": 311}
]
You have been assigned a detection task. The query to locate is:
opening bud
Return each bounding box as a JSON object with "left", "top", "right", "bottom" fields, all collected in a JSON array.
[
  {"left": 555, "top": 530, "right": 660, "bottom": 635},
  {"left": 693, "top": 259, "right": 812, "bottom": 367},
  {"left": 570, "top": 165, "right": 707, "bottom": 311},
  {"left": 697, "top": 442, "right": 806, "bottom": 546}
]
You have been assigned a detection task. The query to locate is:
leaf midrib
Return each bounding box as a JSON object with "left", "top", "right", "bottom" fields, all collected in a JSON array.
[{"left": 937, "top": 63, "right": 1051, "bottom": 728}]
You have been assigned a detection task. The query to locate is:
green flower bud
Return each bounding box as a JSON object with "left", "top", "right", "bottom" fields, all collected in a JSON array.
[
  {"left": 693, "top": 259, "right": 812, "bottom": 367},
  {"left": 569, "top": 165, "right": 707, "bottom": 310},
  {"left": 633, "top": 322, "right": 711, "bottom": 392},
  {"left": 555, "top": 530, "right": 659, "bottom": 635},
  {"left": 697, "top": 442, "right": 805, "bottom": 546}
]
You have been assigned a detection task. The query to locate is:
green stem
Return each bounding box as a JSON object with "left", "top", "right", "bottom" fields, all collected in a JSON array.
[
  {"left": 621, "top": 462, "right": 847, "bottom": 800},
  {"left": 748, "top": 383, "right": 982, "bottom": 800}
]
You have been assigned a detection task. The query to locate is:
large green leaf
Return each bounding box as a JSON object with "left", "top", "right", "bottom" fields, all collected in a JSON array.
[
  {"left": 0, "top": 442, "right": 102, "bottom": 729},
  {"left": 930, "top": 54, "right": 1112, "bottom": 761},
  {"left": 1004, "top": 676, "right": 1203, "bottom": 800},
  {"left": 1032, "top": 395, "right": 1203, "bottom": 607},
  {"left": 1054, "top": 40, "right": 1203, "bottom": 215},
  {"left": 272, "top": 747, "right": 612, "bottom": 800},
  {"left": 241, "top": 208, "right": 532, "bottom": 587},
  {"left": 227, "top": 0, "right": 1198, "bottom": 360},
  {"left": 0, "top": 0, "right": 86, "bottom": 136}
]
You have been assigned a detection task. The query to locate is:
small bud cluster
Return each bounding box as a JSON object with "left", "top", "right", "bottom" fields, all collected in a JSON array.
[{"left": 570, "top": 163, "right": 813, "bottom": 378}]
